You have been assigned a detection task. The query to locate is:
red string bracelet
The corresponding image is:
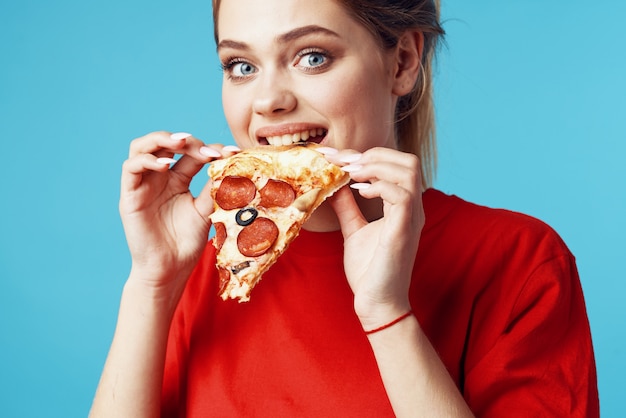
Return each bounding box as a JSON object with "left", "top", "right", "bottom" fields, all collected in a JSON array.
[{"left": 364, "top": 310, "right": 413, "bottom": 335}]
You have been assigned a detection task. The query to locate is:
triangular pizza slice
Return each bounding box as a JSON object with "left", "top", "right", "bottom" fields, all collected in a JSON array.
[{"left": 208, "top": 143, "right": 350, "bottom": 302}]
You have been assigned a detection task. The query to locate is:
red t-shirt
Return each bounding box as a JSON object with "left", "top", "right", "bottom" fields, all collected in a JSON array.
[{"left": 162, "top": 189, "right": 599, "bottom": 417}]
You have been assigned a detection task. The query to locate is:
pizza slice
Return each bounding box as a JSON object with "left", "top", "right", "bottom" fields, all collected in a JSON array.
[{"left": 208, "top": 143, "right": 350, "bottom": 302}]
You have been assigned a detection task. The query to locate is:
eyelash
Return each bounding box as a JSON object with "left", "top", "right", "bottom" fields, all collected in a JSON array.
[
  {"left": 220, "top": 58, "right": 253, "bottom": 82},
  {"left": 220, "top": 47, "right": 334, "bottom": 81},
  {"left": 295, "top": 48, "right": 332, "bottom": 72}
]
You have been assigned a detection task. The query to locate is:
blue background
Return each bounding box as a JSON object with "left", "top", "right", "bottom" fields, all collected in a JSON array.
[{"left": 1, "top": 1, "right": 624, "bottom": 416}]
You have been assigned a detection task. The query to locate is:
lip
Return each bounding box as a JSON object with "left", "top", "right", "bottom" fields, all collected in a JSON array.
[{"left": 255, "top": 123, "right": 328, "bottom": 145}]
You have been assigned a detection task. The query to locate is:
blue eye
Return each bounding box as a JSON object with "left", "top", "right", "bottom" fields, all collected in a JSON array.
[
  {"left": 297, "top": 51, "right": 328, "bottom": 69},
  {"left": 304, "top": 53, "right": 325, "bottom": 67},
  {"left": 231, "top": 61, "right": 257, "bottom": 77}
]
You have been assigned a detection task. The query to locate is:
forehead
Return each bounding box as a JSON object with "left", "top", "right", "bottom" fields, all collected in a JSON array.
[{"left": 216, "top": 0, "right": 354, "bottom": 42}]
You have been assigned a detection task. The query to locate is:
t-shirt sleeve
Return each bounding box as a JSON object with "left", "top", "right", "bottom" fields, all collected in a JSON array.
[{"left": 463, "top": 253, "right": 599, "bottom": 417}]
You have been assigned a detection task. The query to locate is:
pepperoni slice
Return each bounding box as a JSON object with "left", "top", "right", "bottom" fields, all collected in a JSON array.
[
  {"left": 237, "top": 217, "right": 279, "bottom": 257},
  {"left": 213, "top": 222, "right": 226, "bottom": 252},
  {"left": 259, "top": 179, "right": 296, "bottom": 208},
  {"left": 217, "top": 267, "right": 231, "bottom": 295},
  {"left": 215, "top": 176, "right": 256, "bottom": 210}
]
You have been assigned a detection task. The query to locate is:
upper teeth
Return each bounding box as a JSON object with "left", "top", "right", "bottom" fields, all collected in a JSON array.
[{"left": 265, "top": 128, "right": 325, "bottom": 146}]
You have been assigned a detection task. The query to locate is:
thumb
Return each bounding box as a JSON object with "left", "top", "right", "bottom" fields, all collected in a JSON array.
[
  {"left": 328, "top": 186, "right": 368, "bottom": 239},
  {"left": 194, "top": 178, "right": 215, "bottom": 220}
]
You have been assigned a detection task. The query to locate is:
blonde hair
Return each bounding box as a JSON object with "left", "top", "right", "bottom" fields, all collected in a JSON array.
[
  {"left": 338, "top": 0, "right": 444, "bottom": 188},
  {"left": 212, "top": 0, "right": 444, "bottom": 187}
]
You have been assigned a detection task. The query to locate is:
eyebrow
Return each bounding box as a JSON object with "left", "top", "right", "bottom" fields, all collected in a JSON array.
[{"left": 217, "top": 25, "right": 341, "bottom": 52}]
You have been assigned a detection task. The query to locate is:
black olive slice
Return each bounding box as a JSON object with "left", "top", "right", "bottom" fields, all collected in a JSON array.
[{"left": 236, "top": 207, "right": 258, "bottom": 227}]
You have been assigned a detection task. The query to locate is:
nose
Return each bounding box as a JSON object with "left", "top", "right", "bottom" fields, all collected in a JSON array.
[{"left": 252, "top": 72, "right": 297, "bottom": 116}]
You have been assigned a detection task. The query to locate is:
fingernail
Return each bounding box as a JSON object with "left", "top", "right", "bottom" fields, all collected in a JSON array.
[
  {"left": 341, "top": 164, "right": 363, "bottom": 173},
  {"left": 350, "top": 182, "right": 371, "bottom": 190},
  {"left": 171, "top": 132, "right": 192, "bottom": 141},
  {"left": 156, "top": 157, "right": 177, "bottom": 165},
  {"left": 200, "top": 146, "right": 222, "bottom": 158},
  {"left": 339, "top": 153, "right": 362, "bottom": 163},
  {"left": 222, "top": 145, "right": 242, "bottom": 153},
  {"left": 316, "top": 147, "right": 339, "bottom": 156}
]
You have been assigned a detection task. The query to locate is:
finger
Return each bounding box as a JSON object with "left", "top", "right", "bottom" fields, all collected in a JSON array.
[
  {"left": 325, "top": 147, "right": 417, "bottom": 167},
  {"left": 121, "top": 153, "right": 173, "bottom": 192},
  {"left": 344, "top": 160, "right": 421, "bottom": 192},
  {"left": 328, "top": 186, "right": 368, "bottom": 239},
  {"left": 200, "top": 143, "right": 242, "bottom": 156},
  {"left": 169, "top": 140, "right": 244, "bottom": 186},
  {"left": 172, "top": 138, "right": 239, "bottom": 162},
  {"left": 325, "top": 147, "right": 422, "bottom": 187},
  {"left": 182, "top": 139, "right": 224, "bottom": 162},
  {"left": 356, "top": 177, "right": 423, "bottom": 227},
  {"left": 323, "top": 148, "right": 361, "bottom": 166},
  {"left": 128, "top": 131, "right": 190, "bottom": 158},
  {"left": 194, "top": 178, "right": 215, "bottom": 219},
  {"left": 354, "top": 179, "right": 414, "bottom": 207},
  {"left": 220, "top": 144, "right": 242, "bottom": 157},
  {"left": 354, "top": 180, "right": 424, "bottom": 238},
  {"left": 360, "top": 147, "right": 421, "bottom": 169},
  {"left": 169, "top": 142, "right": 225, "bottom": 181},
  {"left": 169, "top": 154, "right": 209, "bottom": 186}
]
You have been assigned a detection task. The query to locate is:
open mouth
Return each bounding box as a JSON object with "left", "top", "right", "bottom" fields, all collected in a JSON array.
[{"left": 261, "top": 128, "right": 328, "bottom": 146}]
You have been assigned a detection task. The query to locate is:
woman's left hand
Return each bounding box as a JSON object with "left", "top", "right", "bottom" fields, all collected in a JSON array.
[{"left": 325, "top": 147, "right": 425, "bottom": 330}]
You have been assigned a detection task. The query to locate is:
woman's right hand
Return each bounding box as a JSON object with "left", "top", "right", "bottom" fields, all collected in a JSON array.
[
  {"left": 90, "top": 132, "right": 237, "bottom": 418},
  {"left": 119, "top": 131, "right": 234, "bottom": 296}
]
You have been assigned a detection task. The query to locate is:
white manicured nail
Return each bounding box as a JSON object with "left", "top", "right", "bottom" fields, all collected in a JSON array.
[
  {"left": 222, "top": 145, "right": 242, "bottom": 153},
  {"left": 341, "top": 164, "right": 363, "bottom": 173},
  {"left": 156, "top": 157, "right": 177, "bottom": 165},
  {"left": 350, "top": 182, "right": 371, "bottom": 190},
  {"left": 200, "top": 146, "right": 222, "bottom": 158},
  {"left": 316, "top": 147, "right": 339, "bottom": 155},
  {"left": 171, "top": 132, "right": 192, "bottom": 141},
  {"left": 339, "top": 153, "right": 362, "bottom": 163}
]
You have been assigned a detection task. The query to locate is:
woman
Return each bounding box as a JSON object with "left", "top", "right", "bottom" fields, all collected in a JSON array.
[{"left": 90, "top": 0, "right": 599, "bottom": 416}]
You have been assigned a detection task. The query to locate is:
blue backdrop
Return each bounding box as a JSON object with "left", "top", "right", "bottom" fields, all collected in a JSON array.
[{"left": 1, "top": 1, "right": 624, "bottom": 416}]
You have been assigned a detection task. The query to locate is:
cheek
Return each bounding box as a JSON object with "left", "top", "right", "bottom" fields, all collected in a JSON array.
[
  {"left": 222, "top": 85, "right": 249, "bottom": 136},
  {"left": 311, "top": 71, "right": 395, "bottom": 130},
  {"left": 326, "top": 63, "right": 391, "bottom": 110}
]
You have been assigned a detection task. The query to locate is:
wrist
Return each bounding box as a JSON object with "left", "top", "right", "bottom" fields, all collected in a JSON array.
[
  {"left": 363, "top": 310, "right": 414, "bottom": 335},
  {"left": 355, "top": 298, "right": 412, "bottom": 334},
  {"left": 125, "top": 266, "right": 190, "bottom": 312}
]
